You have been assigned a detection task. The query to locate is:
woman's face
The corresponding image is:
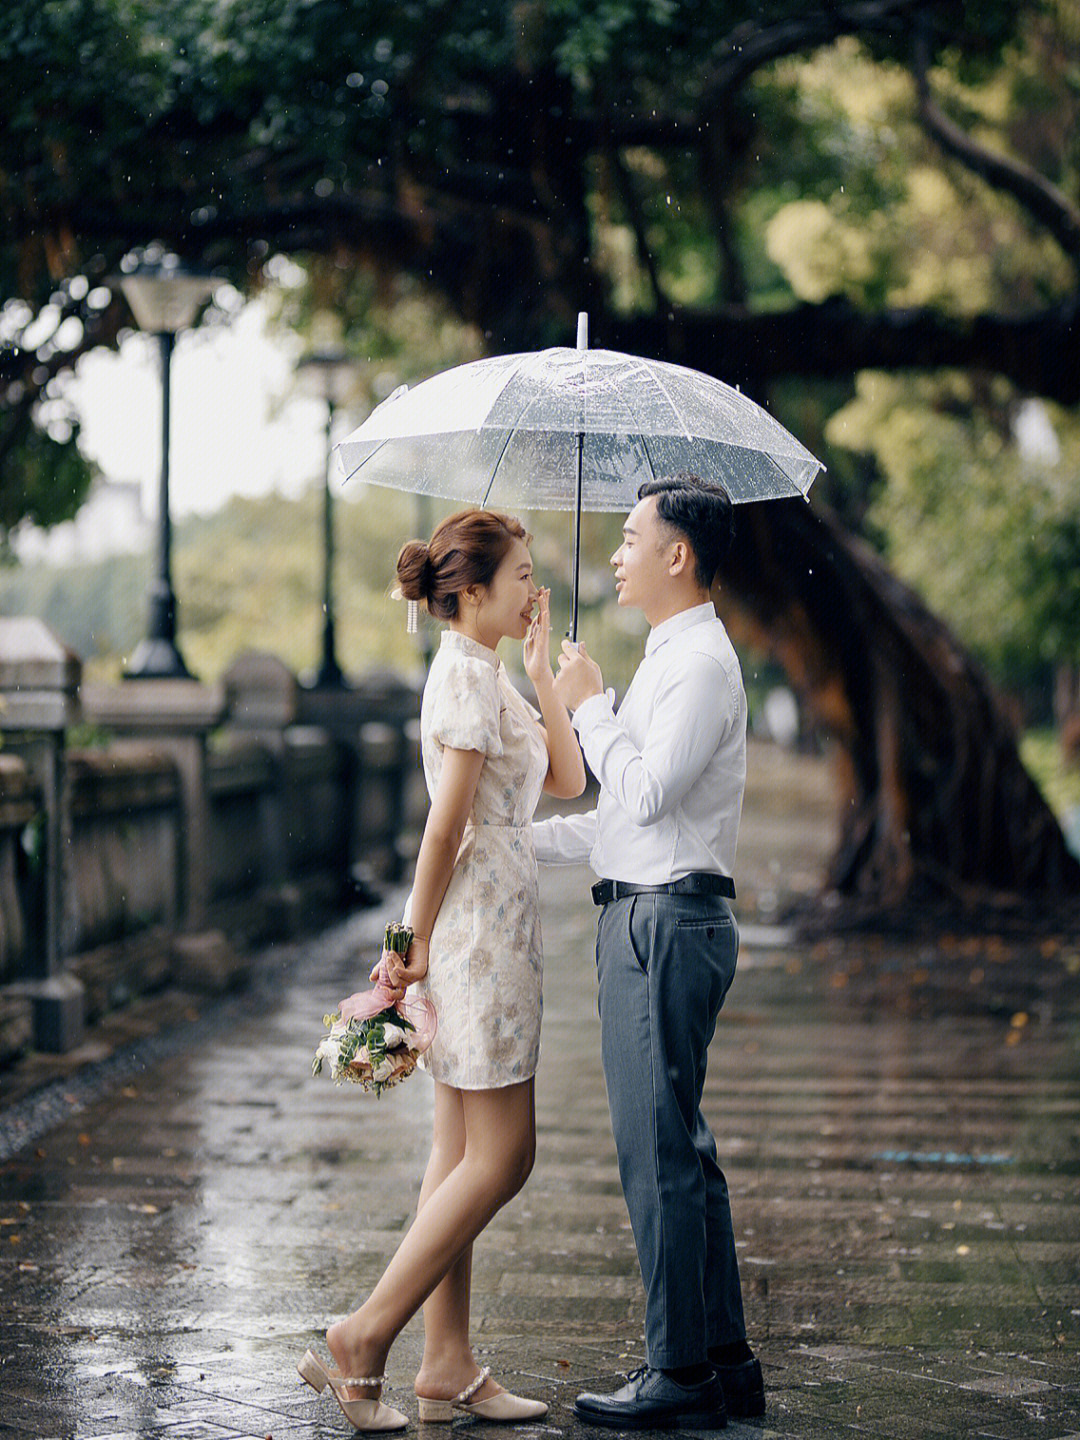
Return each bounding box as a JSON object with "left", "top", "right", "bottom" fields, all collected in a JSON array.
[{"left": 475, "top": 536, "right": 540, "bottom": 642}]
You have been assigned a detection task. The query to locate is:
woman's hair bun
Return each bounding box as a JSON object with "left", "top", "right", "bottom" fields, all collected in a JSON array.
[
  {"left": 396, "top": 540, "right": 432, "bottom": 602},
  {"left": 395, "top": 509, "right": 530, "bottom": 622}
]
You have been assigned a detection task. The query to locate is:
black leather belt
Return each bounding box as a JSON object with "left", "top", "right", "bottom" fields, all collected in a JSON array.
[{"left": 592, "top": 873, "right": 736, "bottom": 906}]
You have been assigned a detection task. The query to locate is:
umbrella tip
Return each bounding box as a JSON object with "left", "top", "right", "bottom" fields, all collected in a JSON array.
[{"left": 577, "top": 312, "right": 589, "bottom": 350}]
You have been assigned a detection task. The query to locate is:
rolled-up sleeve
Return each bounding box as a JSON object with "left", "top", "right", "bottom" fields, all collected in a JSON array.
[{"left": 574, "top": 653, "right": 735, "bottom": 827}]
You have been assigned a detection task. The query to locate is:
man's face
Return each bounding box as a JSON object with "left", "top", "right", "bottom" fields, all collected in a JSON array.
[{"left": 610, "top": 495, "right": 676, "bottom": 614}]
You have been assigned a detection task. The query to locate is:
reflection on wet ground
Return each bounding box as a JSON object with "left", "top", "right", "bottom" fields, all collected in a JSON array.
[{"left": 1, "top": 742, "right": 1078, "bottom": 1438}]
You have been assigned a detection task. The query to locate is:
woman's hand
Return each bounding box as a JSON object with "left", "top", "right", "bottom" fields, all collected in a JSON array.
[
  {"left": 385, "top": 935, "right": 429, "bottom": 990},
  {"left": 368, "top": 954, "right": 404, "bottom": 1000},
  {"left": 523, "top": 587, "right": 553, "bottom": 692}
]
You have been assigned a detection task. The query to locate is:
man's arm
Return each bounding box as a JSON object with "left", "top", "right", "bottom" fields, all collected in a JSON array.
[
  {"left": 574, "top": 654, "right": 736, "bottom": 827},
  {"left": 532, "top": 808, "right": 598, "bottom": 866}
]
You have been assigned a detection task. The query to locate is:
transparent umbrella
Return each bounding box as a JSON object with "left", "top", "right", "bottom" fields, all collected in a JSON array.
[{"left": 335, "top": 315, "right": 824, "bottom": 639}]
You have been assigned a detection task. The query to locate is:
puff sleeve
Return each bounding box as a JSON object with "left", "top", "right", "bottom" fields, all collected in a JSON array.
[{"left": 427, "top": 655, "right": 504, "bottom": 757}]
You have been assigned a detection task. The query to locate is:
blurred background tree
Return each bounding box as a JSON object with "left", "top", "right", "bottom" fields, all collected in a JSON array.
[{"left": 2, "top": 0, "right": 1078, "bottom": 911}]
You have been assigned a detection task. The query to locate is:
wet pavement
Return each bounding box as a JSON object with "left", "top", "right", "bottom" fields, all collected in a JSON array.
[{"left": 1, "top": 741, "right": 1079, "bottom": 1439}]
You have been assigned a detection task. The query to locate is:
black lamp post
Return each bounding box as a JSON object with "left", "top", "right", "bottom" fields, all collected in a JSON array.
[
  {"left": 114, "top": 248, "right": 221, "bottom": 680},
  {"left": 296, "top": 349, "right": 356, "bottom": 688}
]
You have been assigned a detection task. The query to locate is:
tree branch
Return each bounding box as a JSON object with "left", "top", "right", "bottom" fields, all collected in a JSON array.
[
  {"left": 601, "top": 296, "right": 1080, "bottom": 404},
  {"left": 912, "top": 22, "right": 1080, "bottom": 269},
  {"left": 607, "top": 147, "right": 668, "bottom": 311}
]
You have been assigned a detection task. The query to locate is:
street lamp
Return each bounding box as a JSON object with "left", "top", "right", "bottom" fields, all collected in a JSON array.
[
  {"left": 296, "top": 348, "right": 356, "bottom": 688},
  {"left": 113, "top": 246, "right": 221, "bottom": 679}
]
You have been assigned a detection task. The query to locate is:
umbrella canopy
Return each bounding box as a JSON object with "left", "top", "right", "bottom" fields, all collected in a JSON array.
[
  {"left": 336, "top": 340, "right": 822, "bottom": 511},
  {"left": 335, "top": 315, "right": 823, "bottom": 639}
]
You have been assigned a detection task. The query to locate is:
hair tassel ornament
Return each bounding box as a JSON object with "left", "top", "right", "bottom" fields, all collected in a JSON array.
[{"left": 406, "top": 598, "right": 420, "bottom": 635}]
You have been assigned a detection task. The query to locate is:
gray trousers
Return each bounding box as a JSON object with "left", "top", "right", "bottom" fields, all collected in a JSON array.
[{"left": 596, "top": 890, "right": 746, "bottom": 1368}]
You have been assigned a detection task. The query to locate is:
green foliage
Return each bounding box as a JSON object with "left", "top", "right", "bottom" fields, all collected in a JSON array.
[
  {"left": 827, "top": 372, "right": 1080, "bottom": 682},
  {"left": 0, "top": 548, "right": 149, "bottom": 661},
  {"left": 760, "top": 36, "right": 1076, "bottom": 316},
  {"left": 2, "top": 0, "right": 1077, "bottom": 728},
  {"left": 0, "top": 418, "right": 95, "bottom": 556}
]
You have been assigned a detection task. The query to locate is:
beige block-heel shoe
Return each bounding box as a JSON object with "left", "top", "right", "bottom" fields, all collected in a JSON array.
[
  {"left": 416, "top": 1366, "right": 548, "bottom": 1424},
  {"left": 298, "top": 1349, "right": 408, "bottom": 1432}
]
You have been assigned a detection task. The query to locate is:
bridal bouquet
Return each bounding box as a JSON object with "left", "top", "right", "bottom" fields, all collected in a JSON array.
[{"left": 312, "top": 923, "right": 437, "bottom": 1095}]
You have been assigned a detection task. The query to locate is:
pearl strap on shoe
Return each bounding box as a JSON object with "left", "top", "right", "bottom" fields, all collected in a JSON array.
[
  {"left": 340, "top": 1376, "right": 385, "bottom": 1387},
  {"left": 455, "top": 1367, "right": 491, "bottom": 1405}
]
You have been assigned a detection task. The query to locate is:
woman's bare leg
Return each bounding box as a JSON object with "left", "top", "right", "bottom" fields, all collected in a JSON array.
[
  {"left": 326, "top": 1078, "right": 536, "bottom": 1395},
  {"left": 414, "top": 1084, "right": 475, "bottom": 1396}
]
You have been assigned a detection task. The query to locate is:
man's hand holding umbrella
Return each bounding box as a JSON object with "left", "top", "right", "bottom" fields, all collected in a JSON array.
[{"left": 553, "top": 640, "right": 604, "bottom": 713}]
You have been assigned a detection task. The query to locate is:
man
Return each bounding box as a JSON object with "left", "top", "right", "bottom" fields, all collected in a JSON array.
[{"left": 534, "top": 476, "right": 764, "bottom": 1430}]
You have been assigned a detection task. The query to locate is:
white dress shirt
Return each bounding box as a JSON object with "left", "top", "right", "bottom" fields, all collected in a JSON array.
[{"left": 533, "top": 601, "right": 746, "bottom": 883}]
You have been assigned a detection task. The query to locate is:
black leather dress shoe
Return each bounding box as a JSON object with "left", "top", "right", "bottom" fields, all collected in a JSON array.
[
  {"left": 574, "top": 1366, "right": 727, "bottom": 1430},
  {"left": 713, "top": 1356, "right": 765, "bottom": 1417}
]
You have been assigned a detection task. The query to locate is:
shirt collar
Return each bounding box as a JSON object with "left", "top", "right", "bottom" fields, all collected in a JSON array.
[
  {"left": 644, "top": 600, "right": 717, "bottom": 657},
  {"left": 441, "top": 628, "right": 501, "bottom": 669}
]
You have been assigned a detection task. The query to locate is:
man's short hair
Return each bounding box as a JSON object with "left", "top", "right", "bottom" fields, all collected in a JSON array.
[{"left": 637, "top": 474, "right": 733, "bottom": 589}]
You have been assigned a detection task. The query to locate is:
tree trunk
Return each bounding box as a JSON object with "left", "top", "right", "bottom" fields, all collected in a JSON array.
[{"left": 718, "top": 499, "right": 1080, "bottom": 914}]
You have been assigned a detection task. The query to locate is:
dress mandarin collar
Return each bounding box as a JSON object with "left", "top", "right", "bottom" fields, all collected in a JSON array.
[
  {"left": 644, "top": 601, "right": 717, "bottom": 657},
  {"left": 441, "top": 628, "right": 501, "bottom": 670}
]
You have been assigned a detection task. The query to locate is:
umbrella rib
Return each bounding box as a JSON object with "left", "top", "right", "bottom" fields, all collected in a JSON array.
[
  {"left": 638, "top": 359, "right": 693, "bottom": 440},
  {"left": 480, "top": 427, "right": 517, "bottom": 509},
  {"left": 338, "top": 433, "right": 395, "bottom": 485},
  {"left": 477, "top": 346, "right": 574, "bottom": 507},
  {"left": 638, "top": 430, "right": 659, "bottom": 483}
]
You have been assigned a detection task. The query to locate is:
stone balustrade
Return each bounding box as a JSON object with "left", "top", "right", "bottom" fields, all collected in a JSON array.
[{"left": 0, "top": 623, "right": 422, "bottom": 1063}]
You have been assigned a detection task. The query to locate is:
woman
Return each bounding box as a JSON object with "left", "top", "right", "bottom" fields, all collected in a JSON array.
[{"left": 299, "top": 508, "right": 586, "bottom": 1431}]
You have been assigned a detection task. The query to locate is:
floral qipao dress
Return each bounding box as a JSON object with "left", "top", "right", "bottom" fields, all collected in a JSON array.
[{"left": 407, "top": 630, "right": 549, "bottom": 1089}]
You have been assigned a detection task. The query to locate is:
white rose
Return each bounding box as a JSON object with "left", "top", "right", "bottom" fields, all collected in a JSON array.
[
  {"left": 372, "top": 1055, "right": 397, "bottom": 1082},
  {"left": 316, "top": 1038, "right": 341, "bottom": 1067},
  {"left": 381, "top": 1023, "right": 409, "bottom": 1049}
]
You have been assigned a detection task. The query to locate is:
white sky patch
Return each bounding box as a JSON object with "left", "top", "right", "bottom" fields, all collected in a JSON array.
[{"left": 69, "top": 299, "right": 338, "bottom": 517}]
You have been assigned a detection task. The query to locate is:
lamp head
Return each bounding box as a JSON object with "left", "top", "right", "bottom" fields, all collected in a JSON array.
[{"left": 113, "top": 244, "right": 221, "bottom": 333}]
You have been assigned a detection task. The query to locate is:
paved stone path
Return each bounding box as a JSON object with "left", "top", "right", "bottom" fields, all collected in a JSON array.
[{"left": 2, "top": 744, "right": 1079, "bottom": 1439}]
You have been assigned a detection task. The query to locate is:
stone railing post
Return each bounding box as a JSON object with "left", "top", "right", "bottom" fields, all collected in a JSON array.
[
  {"left": 298, "top": 668, "right": 422, "bottom": 885},
  {"left": 0, "top": 617, "right": 86, "bottom": 1051},
  {"left": 81, "top": 680, "right": 226, "bottom": 932},
  {"left": 221, "top": 651, "right": 299, "bottom": 892}
]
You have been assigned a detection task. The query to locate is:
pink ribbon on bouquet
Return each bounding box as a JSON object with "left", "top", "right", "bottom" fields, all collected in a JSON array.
[{"left": 338, "top": 971, "right": 438, "bottom": 1053}]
